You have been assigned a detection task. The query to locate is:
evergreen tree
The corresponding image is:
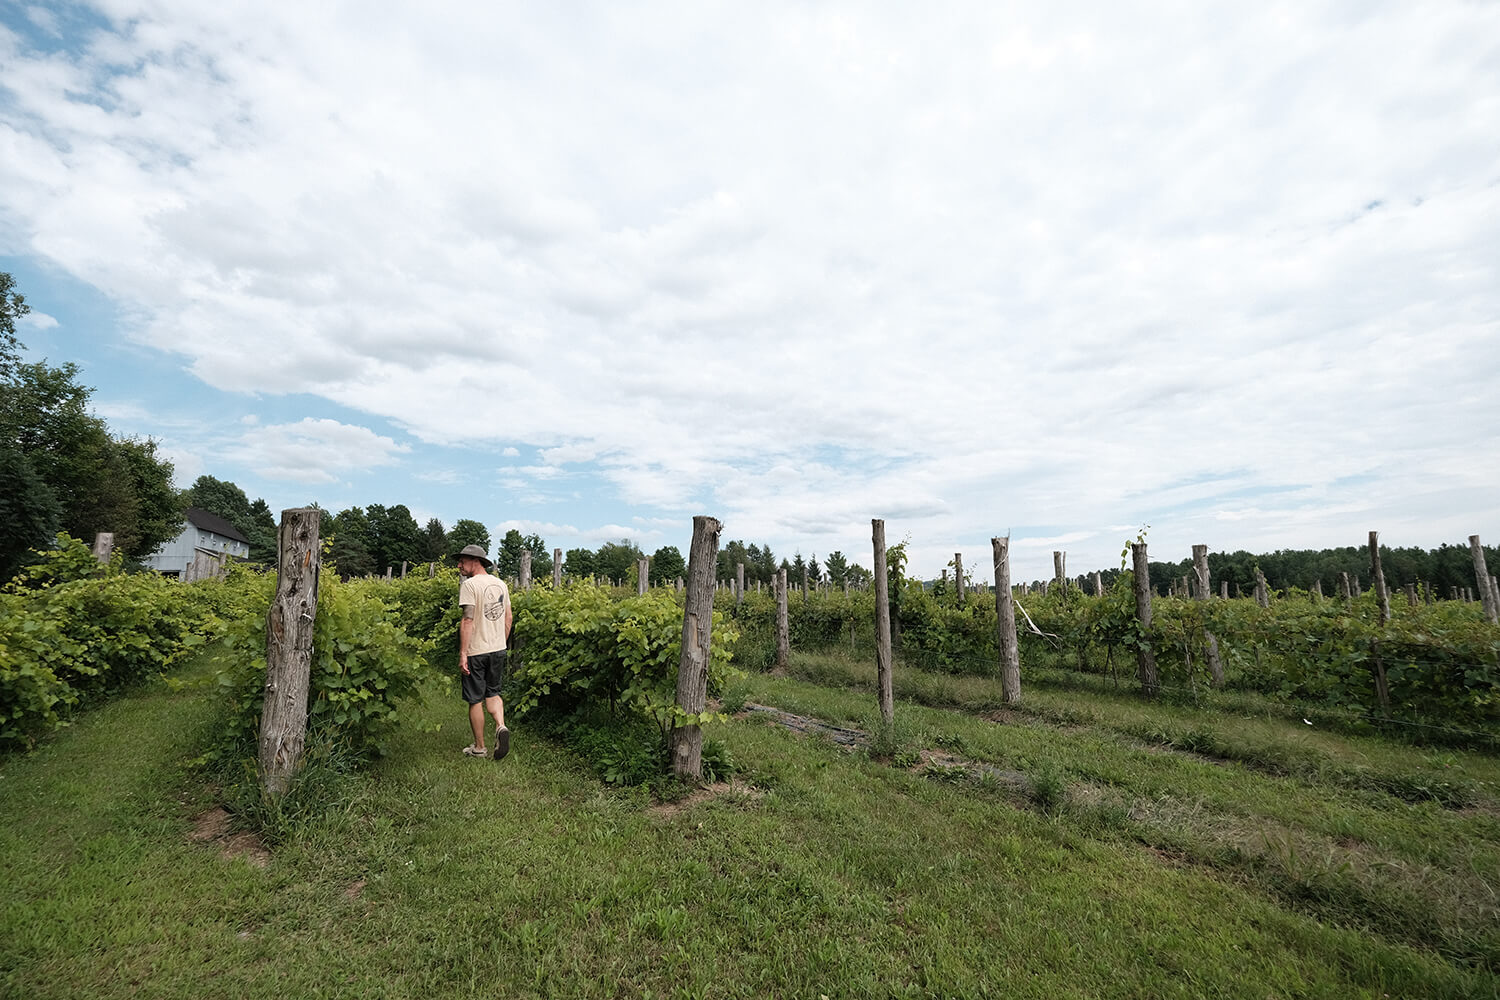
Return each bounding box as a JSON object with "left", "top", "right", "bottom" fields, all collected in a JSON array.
[
  {"left": 420, "top": 517, "right": 447, "bottom": 561},
  {"left": 824, "top": 550, "right": 849, "bottom": 588}
]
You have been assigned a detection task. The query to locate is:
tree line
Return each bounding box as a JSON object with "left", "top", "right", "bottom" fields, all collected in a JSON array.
[{"left": 1, "top": 273, "right": 179, "bottom": 581}]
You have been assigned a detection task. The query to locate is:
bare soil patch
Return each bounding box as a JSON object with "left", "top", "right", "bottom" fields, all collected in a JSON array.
[
  {"left": 648, "top": 780, "right": 766, "bottom": 820},
  {"left": 189, "top": 806, "right": 270, "bottom": 868}
]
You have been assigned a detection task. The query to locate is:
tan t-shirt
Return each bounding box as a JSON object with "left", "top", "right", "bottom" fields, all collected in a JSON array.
[{"left": 459, "top": 572, "right": 510, "bottom": 655}]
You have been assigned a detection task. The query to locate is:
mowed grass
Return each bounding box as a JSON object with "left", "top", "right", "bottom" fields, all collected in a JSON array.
[{"left": 1, "top": 653, "right": 1496, "bottom": 999}]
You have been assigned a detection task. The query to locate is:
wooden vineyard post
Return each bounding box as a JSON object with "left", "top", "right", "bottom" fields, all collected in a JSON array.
[
  {"left": 775, "top": 569, "right": 790, "bottom": 670},
  {"left": 1254, "top": 568, "right": 1270, "bottom": 608},
  {"left": 1054, "top": 551, "right": 1066, "bottom": 592},
  {"left": 259, "top": 508, "right": 320, "bottom": 798},
  {"left": 672, "top": 515, "right": 722, "bottom": 781},
  {"left": 1340, "top": 572, "right": 1352, "bottom": 603},
  {"left": 955, "top": 552, "right": 965, "bottom": 603},
  {"left": 872, "top": 519, "right": 894, "bottom": 724},
  {"left": 637, "top": 557, "right": 649, "bottom": 595},
  {"left": 1369, "top": 531, "right": 1390, "bottom": 626},
  {"left": 92, "top": 532, "right": 114, "bottom": 565},
  {"left": 520, "top": 550, "right": 531, "bottom": 590},
  {"left": 737, "top": 562, "right": 745, "bottom": 608},
  {"left": 1470, "top": 535, "right": 1499, "bottom": 625},
  {"left": 1131, "top": 542, "right": 1159, "bottom": 698},
  {"left": 552, "top": 548, "right": 562, "bottom": 589},
  {"left": 1193, "top": 544, "right": 1224, "bottom": 687},
  {"left": 992, "top": 536, "right": 1021, "bottom": 704}
]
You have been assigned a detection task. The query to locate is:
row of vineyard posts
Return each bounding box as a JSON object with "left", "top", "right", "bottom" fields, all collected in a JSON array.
[{"left": 247, "top": 512, "right": 1499, "bottom": 799}]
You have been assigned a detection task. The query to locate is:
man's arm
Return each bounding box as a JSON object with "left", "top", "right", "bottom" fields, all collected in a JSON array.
[{"left": 459, "top": 607, "right": 474, "bottom": 674}]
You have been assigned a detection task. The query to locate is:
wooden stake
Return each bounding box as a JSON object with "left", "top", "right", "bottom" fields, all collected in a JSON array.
[
  {"left": 552, "top": 548, "right": 562, "bottom": 589},
  {"left": 259, "top": 508, "right": 320, "bottom": 798},
  {"left": 872, "top": 519, "right": 894, "bottom": 724},
  {"left": 955, "top": 552, "right": 965, "bottom": 603},
  {"left": 671, "top": 516, "right": 722, "bottom": 780},
  {"left": 992, "top": 537, "right": 1021, "bottom": 704},
  {"left": 775, "top": 568, "right": 790, "bottom": 671},
  {"left": 1469, "top": 535, "right": 1499, "bottom": 624},
  {"left": 520, "top": 550, "right": 531, "bottom": 590},
  {"left": 1369, "top": 531, "right": 1390, "bottom": 626},
  {"left": 92, "top": 532, "right": 114, "bottom": 565},
  {"left": 1131, "top": 542, "right": 1159, "bottom": 698}
]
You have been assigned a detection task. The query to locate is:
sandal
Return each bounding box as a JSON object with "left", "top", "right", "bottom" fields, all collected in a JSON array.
[{"left": 461, "top": 744, "right": 487, "bottom": 757}]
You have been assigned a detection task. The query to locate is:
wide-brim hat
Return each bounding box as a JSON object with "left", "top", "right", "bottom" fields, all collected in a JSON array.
[{"left": 455, "top": 544, "right": 493, "bottom": 568}]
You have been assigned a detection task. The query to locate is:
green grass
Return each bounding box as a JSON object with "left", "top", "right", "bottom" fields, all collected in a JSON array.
[{"left": 1, "top": 653, "right": 1497, "bottom": 998}]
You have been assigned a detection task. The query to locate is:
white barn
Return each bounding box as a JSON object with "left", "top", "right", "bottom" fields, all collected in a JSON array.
[{"left": 144, "top": 507, "right": 251, "bottom": 578}]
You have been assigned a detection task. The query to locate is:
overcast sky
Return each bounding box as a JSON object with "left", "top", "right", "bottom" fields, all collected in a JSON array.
[{"left": 2, "top": 1, "right": 1497, "bottom": 582}]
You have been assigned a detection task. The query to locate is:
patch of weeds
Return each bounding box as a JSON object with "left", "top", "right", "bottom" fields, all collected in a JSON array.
[
  {"left": 555, "top": 710, "right": 669, "bottom": 787},
  {"left": 1353, "top": 770, "right": 1478, "bottom": 809},
  {"left": 892, "top": 749, "right": 921, "bottom": 769},
  {"left": 863, "top": 712, "right": 920, "bottom": 761},
  {"left": 922, "top": 762, "right": 970, "bottom": 783},
  {"left": 1028, "top": 763, "right": 1068, "bottom": 813},
  {"left": 702, "top": 739, "right": 736, "bottom": 782},
  {"left": 719, "top": 685, "right": 749, "bottom": 715},
  {"left": 931, "top": 731, "right": 970, "bottom": 755},
  {"left": 219, "top": 735, "right": 368, "bottom": 846}
]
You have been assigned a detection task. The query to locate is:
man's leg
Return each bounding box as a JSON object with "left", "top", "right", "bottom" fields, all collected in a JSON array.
[
  {"left": 469, "top": 701, "right": 487, "bottom": 750},
  {"left": 485, "top": 695, "right": 506, "bottom": 730}
]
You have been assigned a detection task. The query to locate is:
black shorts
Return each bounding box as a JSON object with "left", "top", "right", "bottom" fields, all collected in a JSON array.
[{"left": 461, "top": 650, "right": 508, "bottom": 704}]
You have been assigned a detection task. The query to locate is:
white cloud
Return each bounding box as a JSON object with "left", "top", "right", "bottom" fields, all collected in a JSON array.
[
  {"left": 228, "top": 418, "right": 409, "bottom": 485},
  {"left": 1, "top": 2, "right": 1496, "bottom": 576},
  {"left": 18, "top": 309, "right": 58, "bottom": 330}
]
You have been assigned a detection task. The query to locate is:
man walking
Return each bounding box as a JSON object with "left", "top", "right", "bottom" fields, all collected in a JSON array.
[{"left": 455, "top": 543, "right": 512, "bottom": 760}]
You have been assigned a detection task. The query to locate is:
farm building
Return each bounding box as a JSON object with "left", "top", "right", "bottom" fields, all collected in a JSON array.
[{"left": 142, "top": 507, "right": 250, "bottom": 578}]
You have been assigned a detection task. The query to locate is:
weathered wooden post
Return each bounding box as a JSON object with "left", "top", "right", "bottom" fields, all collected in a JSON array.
[
  {"left": 736, "top": 562, "right": 745, "bottom": 608},
  {"left": 872, "top": 519, "right": 894, "bottom": 724},
  {"left": 92, "top": 532, "right": 114, "bottom": 565},
  {"left": 992, "top": 536, "right": 1021, "bottom": 704},
  {"left": 637, "top": 557, "right": 649, "bottom": 595},
  {"left": 1369, "top": 531, "right": 1391, "bottom": 625},
  {"left": 671, "top": 515, "right": 722, "bottom": 781},
  {"left": 1470, "top": 535, "right": 1499, "bottom": 625},
  {"left": 1053, "top": 551, "right": 1066, "bottom": 591},
  {"left": 1312, "top": 579, "right": 1323, "bottom": 600},
  {"left": 1254, "top": 568, "right": 1270, "bottom": 607},
  {"left": 520, "top": 550, "right": 531, "bottom": 590},
  {"left": 1192, "top": 545, "right": 1224, "bottom": 687},
  {"left": 775, "top": 568, "right": 790, "bottom": 670},
  {"left": 1368, "top": 530, "right": 1393, "bottom": 714},
  {"left": 400, "top": 561, "right": 408, "bottom": 579},
  {"left": 428, "top": 561, "right": 436, "bottom": 578},
  {"left": 1340, "top": 572, "right": 1352, "bottom": 603},
  {"left": 955, "top": 552, "right": 965, "bottom": 603},
  {"left": 1221, "top": 580, "right": 1229, "bottom": 599},
  {"left": 552, "top": 548, "right": 562, "bottom": 589},
  {"left": 1131, "top": 542, "right": 1159, "bottom": 698},
  {"left": 1093, "top": 571, "right": 1104, "bottom": 597},
  {"left": 259, "top": 508, "right": 320, "bottom": 798},
  {"left": 1405, "top": 582, "right": 1417, "bottom": 607}
]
